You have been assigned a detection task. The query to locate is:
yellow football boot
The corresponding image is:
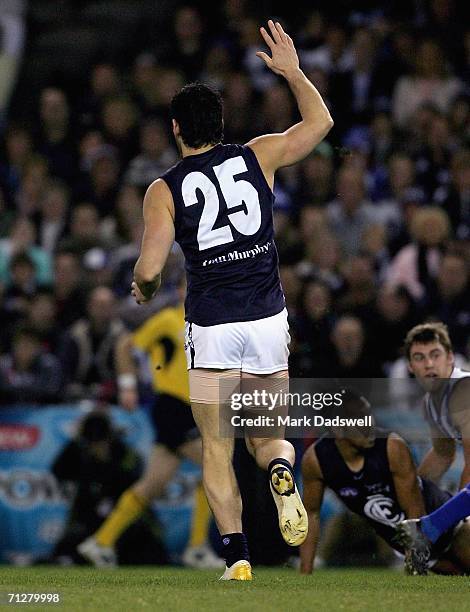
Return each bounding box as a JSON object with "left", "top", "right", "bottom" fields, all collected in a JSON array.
[
  {"left": 270, "top": 465, "right": 308, "bottom": 546},
  {"left": 219, "top": 560, "right": 253, "bottom": 581}
]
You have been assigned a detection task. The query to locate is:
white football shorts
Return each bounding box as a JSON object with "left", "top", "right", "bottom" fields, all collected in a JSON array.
[{"left": 184, "top": 308, "right": 290, "bottom": 374}]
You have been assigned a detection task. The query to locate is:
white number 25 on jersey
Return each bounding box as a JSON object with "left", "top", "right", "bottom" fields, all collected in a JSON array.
[{"left": 181, "top": 156, "right": 261, "bottom": 251}]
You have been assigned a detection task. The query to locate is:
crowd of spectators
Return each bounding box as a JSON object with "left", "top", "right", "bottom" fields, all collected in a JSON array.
[{"left": 0, "top": 1, "right": 469, "bottom": 404}]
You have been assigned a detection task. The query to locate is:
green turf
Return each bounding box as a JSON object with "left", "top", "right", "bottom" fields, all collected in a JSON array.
[{"left": 0, "top": 567, "right": 468, "bottom": 612}]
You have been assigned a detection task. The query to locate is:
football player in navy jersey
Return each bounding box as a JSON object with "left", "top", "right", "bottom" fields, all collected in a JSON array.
[
  {"left": 395, "top": 322, "right": 470, "bottom": 574},
  {"left": 300, "top": 392, "right": 470, "bottom": 576},
  {"left": 131, "top": 20, "right": 333, "bottom": 580}
]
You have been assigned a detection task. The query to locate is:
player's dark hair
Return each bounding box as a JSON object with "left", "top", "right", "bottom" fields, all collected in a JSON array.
[
  {"left": 404, "top": 322, "right": 453, "bottom": 359},
  {"left": 170, "top": 82, "right": 223, "bottom": 149}
]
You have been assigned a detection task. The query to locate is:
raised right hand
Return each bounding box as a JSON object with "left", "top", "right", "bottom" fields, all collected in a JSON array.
[{"left": 256, "top": 20, "right": 300, "bottom": 79}]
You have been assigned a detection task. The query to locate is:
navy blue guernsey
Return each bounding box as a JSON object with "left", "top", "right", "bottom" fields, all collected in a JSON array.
[
  {"left": 314, "top": 432, "right": 451, "bottom": 551},
  {"left": 161, "top": 143, "right": 285, "bottom": 326}
]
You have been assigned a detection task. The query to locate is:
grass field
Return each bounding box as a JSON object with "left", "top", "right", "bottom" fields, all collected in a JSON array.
[{"left": 0, "top": 567, "right": 468, "bottom": 612}]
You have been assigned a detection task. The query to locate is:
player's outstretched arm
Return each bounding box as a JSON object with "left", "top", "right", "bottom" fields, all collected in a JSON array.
[
  {"left": 387, "top": 434, "right": 425, "bottom": 518},
  {"left": 133, "top": 179, "right": 175, "bottom": 304},
  {"left": 247, "top": 20, "right": 333, "bottom": 183},
  {"left": 300, "top": 446, "right": 325, "bottom": 574}
]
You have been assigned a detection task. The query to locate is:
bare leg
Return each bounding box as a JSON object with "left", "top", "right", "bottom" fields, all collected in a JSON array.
[
  {"left": 191, "top": 402, "right": 242, "bottom": 534},
  {"left": 242, "top": 370, "right": 307, "bottom": 546},
  {"left": 243, "top": 370, "right": 294, "bottom": 468}
]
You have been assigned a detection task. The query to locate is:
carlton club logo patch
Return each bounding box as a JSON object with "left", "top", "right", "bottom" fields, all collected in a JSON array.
[{"left": 363, "top": 494, "right": 405, "bottom": 527}]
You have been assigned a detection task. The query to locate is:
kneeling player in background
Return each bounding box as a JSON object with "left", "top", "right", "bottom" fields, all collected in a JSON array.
[
  {"left": 395, "top": 322, "right": 470, "bottom": 574},
  {"left": 300, "top": 392, "right": 470, "bottom": 575},
  {"left": 78, "top": 282, "right": 223, "bottom": 568}
]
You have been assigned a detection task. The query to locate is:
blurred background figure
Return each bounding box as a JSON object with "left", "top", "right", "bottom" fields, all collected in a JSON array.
[
  {"left": 51, "top": 411, "right": 167, "bottom": 566},
  {"left": 0, "top": 325, "right": 62, "bottom": 404},
  {"left": 59, "top": 286, "right": 126, "bottom": 403}
]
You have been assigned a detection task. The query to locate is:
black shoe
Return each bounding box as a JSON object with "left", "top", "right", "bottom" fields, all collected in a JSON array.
[{"left": 394, "top": 519, "right": 431, "bottom": 576}]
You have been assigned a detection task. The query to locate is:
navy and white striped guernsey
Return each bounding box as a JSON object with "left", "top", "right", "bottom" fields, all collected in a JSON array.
[
  {"left": 161, "top": 143, "right": 285, "bottom": 326},
  {"left": 424, "top": 367, "right": 470, "bottom": 440}
]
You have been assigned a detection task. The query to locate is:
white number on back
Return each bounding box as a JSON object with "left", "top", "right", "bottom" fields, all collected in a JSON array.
[{"left": 182, "top": 156, "right": 261, "bottom": 251}]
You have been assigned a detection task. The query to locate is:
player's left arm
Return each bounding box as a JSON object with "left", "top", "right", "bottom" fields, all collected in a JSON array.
[
  {"left": 133, "top": 179, "right": 175, "bottom": 304},
  {"left": 387, "top": 433, "right": 426, "bottom": 518},
  {"left": 449, "top": 378, "right": 470, "bottom": 487}
]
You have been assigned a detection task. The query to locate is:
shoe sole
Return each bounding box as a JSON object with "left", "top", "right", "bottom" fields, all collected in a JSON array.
[{"left": 270, "top": 470, "right": 308, "bottom": 546}]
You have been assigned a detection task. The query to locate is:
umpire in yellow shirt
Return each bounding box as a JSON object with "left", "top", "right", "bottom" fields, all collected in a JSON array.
[{"left": 77, "top": 280, "right": 222, "bottom": 568}]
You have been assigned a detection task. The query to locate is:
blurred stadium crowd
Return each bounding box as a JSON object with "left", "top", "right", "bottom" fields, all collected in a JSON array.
[{"left": 0, "top": 0, "right": 470, "bottom": 404}]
